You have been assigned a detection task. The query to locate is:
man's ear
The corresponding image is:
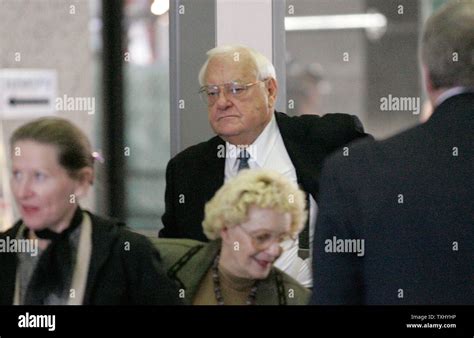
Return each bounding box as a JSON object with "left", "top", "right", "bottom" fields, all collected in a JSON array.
[
  {"left": 74, "top": 167, "right": 94, "bottom": 198},
  {"left": 423, "top": 64, "right": 434, "bottom": 94},
  {"left": 422, "top": 64, "right": 443, "bottom": 106},
  {"left": 266, "top": 78, "right": 278, "bottom": 108}
]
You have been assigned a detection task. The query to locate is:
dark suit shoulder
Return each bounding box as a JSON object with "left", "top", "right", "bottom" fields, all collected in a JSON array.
[
  {"left": 276, "top": 111, "right": 369, "bottom": 149},
  {"left": 319, "top": 120, "right": 444, "bottom": 199},
  {"left": 308, "top": 112, "right": 367, "bottom": 142},
  {"left": 276, "top": 110, "right": 361, "bottom": 129},
  {"left": 330, "top": 121, "right": 428, "bottom": 167},
  {"left": 170, "top": 136, "right": 223, "bottom": 165},
  {"left": 324, "top": 93, "right": 474, "bottom": 170}
]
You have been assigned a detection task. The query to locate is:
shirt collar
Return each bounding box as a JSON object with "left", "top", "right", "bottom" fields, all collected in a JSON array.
[
  {"left": 435, "top": 86, "right": 474, "bottom": 107},
  {"left": 225, "top": 113, "right": 277, "bottom": 169}
]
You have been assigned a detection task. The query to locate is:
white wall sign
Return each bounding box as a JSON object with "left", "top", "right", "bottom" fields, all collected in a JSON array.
[
  {"left": 0, "top": 121, "right": 13, "bottom": 231},
  {"left": 0, "top": 69, "right": 57, "bottom": 119}
]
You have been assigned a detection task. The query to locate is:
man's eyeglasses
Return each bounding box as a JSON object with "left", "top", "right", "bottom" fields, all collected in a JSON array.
[
  {"left": 199, "top": 80, "right": 266, "bottom": 106},
  {"left": 237, "top": 225, "right": 296, "bottom": 252}
]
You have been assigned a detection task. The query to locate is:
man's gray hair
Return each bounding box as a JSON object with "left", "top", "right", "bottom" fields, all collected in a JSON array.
[
  {"left": 198, "top": 45, "right": 277, "bottom": 86},
  {"left": 421, "top": 0, "right": 474, "bottom": 89}
]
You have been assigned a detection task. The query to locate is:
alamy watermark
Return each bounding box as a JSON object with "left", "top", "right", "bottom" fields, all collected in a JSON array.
[
  {"left": 18, "top": 312, "right": 55, "bottom": 332},
  {"left": 55, "top": 94, "right": 95, "bottom": 115},
  {"left": 0, "top": 236, "right": 38, "bottom": 256},
  {"left": 380, "top": 94, "right": 420, "bottom": 115},
  {"left": 324, "top": 236, "right": 365, "bottom": 257},
  {"left": 217, "top": 144, "right": 258, "bottom": 160}
]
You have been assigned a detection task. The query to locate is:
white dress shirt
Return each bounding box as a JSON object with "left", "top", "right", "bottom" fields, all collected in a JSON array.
[{"left": 224, "top": 114, "right": 315, "bottom": 287}]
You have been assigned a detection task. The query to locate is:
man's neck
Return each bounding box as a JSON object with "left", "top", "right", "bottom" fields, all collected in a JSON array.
[
  {"left": 224, "top": 135, "right": 256, "bottom": 147},
  {"left": 223, "top": 112, "right": 274, "bottom": 146}
]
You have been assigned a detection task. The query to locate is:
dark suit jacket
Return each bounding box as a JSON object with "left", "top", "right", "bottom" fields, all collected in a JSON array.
[
  {"left": 0, "top": 211, "right": 182, "bottom": 305},
  {"left": 160, "top": 111, "right": 370, "bottom": 241},
  {"left": 311, "top": 93, "right": 474, "bottom": 305}
]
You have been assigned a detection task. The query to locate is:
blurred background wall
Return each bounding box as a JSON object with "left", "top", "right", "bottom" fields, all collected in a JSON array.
[{"left": 0, "top": 0, "right": 95, "bottom": 230}]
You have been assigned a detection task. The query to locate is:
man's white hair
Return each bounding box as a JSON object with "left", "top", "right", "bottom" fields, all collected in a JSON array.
[{"left": 198, "top": 44, "right": 277, "bottom": 86}]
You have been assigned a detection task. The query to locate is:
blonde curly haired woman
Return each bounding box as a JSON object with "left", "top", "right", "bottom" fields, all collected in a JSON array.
[{"left": 152, "top": 169, "right": 310, "bottom": 305}]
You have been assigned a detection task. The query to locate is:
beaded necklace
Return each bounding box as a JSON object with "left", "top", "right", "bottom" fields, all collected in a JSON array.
[{"left": 211, "top": 254, "right": 259, "bottom": 305}]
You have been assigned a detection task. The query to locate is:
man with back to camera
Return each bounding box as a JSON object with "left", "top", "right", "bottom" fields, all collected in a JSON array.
[
  {"left": 160, "top": 44, "right": 371, "bottom": 287},
  {"left": 311, "top": 0, "right": 474, "bottom": 304}
]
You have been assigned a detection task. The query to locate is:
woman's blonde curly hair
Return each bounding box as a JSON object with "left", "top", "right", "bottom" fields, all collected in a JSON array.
[{"left": 202, "top": 169, "right": 307, "bottom": 240}]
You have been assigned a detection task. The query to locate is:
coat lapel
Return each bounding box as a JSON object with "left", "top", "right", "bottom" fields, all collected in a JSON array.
[
  {"left": 82, "top": 212, "right": 118, "bottom": 304},
  {"left": 275, "top": 111, "right": 320, "bottom": 199},
  {"left": 170, "top": 240, "right": 220, "bottom": 302},
  {"left": 201, "top": 136, "right": 226, "bottom": 200}
]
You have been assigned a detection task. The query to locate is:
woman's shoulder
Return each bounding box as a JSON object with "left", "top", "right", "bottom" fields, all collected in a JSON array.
[
  {"left": 85, "top": 210, "right": 154, "bottom": 253},
  {"left": 85, "top": 210, "right": 125, "bottom": 229},
  {"left": 0, "top": 221, "right": 23, "bottom": 238},
  {"left": 149, "top": 238, "right": 206, "bottom": 256},
  {"left": 148, "top": 238, "right": 208, "bottom": 272}
]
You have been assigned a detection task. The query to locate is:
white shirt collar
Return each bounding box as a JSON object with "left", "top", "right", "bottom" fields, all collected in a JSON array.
[
  {"left": 435, "top": 86, "right": 474, "bottom": 107},
  {"left": 225, "top": 113, "right": 277, "bottom": 170}
]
